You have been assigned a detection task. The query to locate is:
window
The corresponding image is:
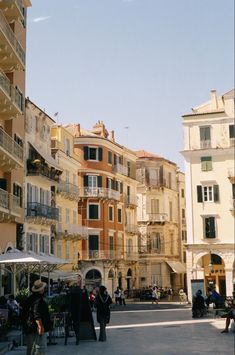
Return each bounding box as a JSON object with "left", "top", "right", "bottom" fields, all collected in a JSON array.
[
  {"left": 181, "top": 189, "right": 185, "bottom": 198},
  {"left": 232, "top": 184, "right": 235, "bottom": 199},
  {"left": 13, "top": 183, "right": 22, "bottom": 207},
  {"left": 127, "top": 161, "right": 131, "bottom": 177},
  {"left": 88, "top": 204, "right": 99, "bottom": 219},
  {"left": 88, "top": 235, "right": 99, "bottom": 258},
  {"left": 169, "top": 201, "right": 173, "bottom": 221},
  {"left": 200, "top": 126, "right": 211, "bottom": 148},
  {"left": 39, "top": 235, "right": 49, "bottom": 254},
  {"left": 211, "top": 254, "right": 222, "bottom": 265},
  {"left": 108, "top": 151, "right": 112, "bottom": 164},
  {"left": 109, "top": 235, "right": 114, "bottom": 258},
  {"left": 108, "top": 206, "right": 113, "bottom": 221},
  {"left": 197, "top": 185, "right": 219, "bottom": 203},
  {"left": 204, "top": 217, "right": 216, "bottom": 238},
  {"left": 83, "top": 146, "right": 102, "bottom": 161},
  {"left": 168, "top": 172, "right": 172, "bottom": 189},
  {"left": 151, "top": 199, "right": 159, "bottom": 214},
  {"left": 64, "top": 138, "right": 70, "bottom": 156},
  {"left": 229, "top": 125, "right": 235, "bottom": 138},
  {"left": 27, "top": 233, "right": 38, "bottom": 252},
  {"left": 65, "top": 209, "right": 70, "bottom": 224},
  {"left": 152, "top": 233, "right": 161, "bottom": 250},
  {"left": 66, "top": 241, "right": 70, "bottom": 260},
  {"left": 117, "top": 208, "right": 122, "bottom": 223},
  {"left": 201, "top": 157, "right": 212, "bottom": 171},
  {"left": 182, "top": 209, "right": 185, "bottom": 219},
  {"left": 182, "top": 230, "right": 187, "bottom": 241},
  {"left": 183, "top": 251, "right": 186, "bottom": 263}
]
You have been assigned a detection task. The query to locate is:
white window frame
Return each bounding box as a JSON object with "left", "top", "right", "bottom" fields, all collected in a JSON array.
[{"left": 88, "top": 203, "right": 100, "bottom": 220}]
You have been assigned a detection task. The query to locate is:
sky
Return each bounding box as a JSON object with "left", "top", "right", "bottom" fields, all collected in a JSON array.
[{"left": 26, "top": 0, "right": 234, "bottom": 171}]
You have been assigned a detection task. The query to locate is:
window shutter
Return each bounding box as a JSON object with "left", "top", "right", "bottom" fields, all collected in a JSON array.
[
  {"left": 84, "top": 175, "right": 88, "bottom": 187},
  {"left": 210, "top": 217, "right": 216, "bottom": 238},
  {"left": 98, "top": 147, "right": 103, "bottom": 161},
  {"left": 114, "top": 154, "right": 117, "bottom": 165},
  {"left": 197, "top": 185, "right": 203, "bottom": 202},
  {"left": 106, "top": 177, "right": 109, "bottom": 188},
  {"left": 159, "top": 166, "right": 164, "bottom": 185},
  {"left": 0, "top": 178, "right": 7, "bottom": 191},
  {"left": 84, "top": 146, "right": 89, "bottom": 160},
  {"left": 115, "top": 181, "right": 119, "bottom": 191},
  {"left": 98, "top": 176, "right": 102, "bottom": 187},
  {"left": 120, "top": 182, "right": 123, "bottom": 194},
  {"left": 213, "top": 185, "right": 219, "bottom": 202},
  {"left": 111, "top": 179, "right": 115, "bottom": 190}
]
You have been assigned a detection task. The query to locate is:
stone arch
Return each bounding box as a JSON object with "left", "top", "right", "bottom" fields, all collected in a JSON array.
[
  {"left": 84, "top": 268, "right": 102, "bottom": 291},
  {"left": 108, "top": 269, "right": 115, "bottom": 279},
  {"left": 127, "top": 268, "right": 132, "bottom": 277},
  {"left": 194, "top": 251, "right": 225, "bottom": 268}
]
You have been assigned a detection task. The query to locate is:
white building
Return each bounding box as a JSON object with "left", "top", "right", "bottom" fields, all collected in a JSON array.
[{"left": 181, "top": 89, "right": 235, "bottom": 302}]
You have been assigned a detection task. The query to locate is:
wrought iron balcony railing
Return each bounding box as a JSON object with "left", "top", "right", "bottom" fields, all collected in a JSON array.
[
  {"left": 112, "top": 164, "right": 128, "bottom": 176},
  {"left": 27, "top": 202, "right": 59, "bottom": 221},
  {"left": 0, "top": 188, "right": 21, "bottom": 214},
  {"left": 0, "top": 127, "right": 23, "bottom": 162},
  {"left": 57, "top": 181, "right": 79, "bottom": 197},
  {"left": 80, "top": 187, "right": 120, "bottom": 201},
  {"left": 0, "top": 9, "right": 25, "bottom": 65}
]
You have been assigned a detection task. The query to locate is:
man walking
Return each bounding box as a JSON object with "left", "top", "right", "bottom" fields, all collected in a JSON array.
[{"left": 22, "top": 280, "right": 51, "bottom": 355}]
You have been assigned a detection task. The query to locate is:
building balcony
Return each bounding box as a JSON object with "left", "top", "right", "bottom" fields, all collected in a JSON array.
[
  {"left": 0, "top": 71, "right": 24, "bottom": 117},
  {"left": 26, "top": 202, "right": 59, "bottom": 225},
  {"left": 0, "top": 0, "right": 24, "bottom": 22},
  {"left": 0, "top": 187, "right": 21, "bottom": 221},
  {"left": 125, "top": 194, "right": 138, "bottom": 207},
  {"left": 138, "top": 213, "right": 168, "bottom": 223},
  {"left": 146, "top": 178, "right": 167, "bottom": 188},
  {"left": 81, "top": 250, "right": 138, "bottom": 261},
  {"left": 80, "top": 187, "right": 120, "bottom": 201},
  {"left": 200, "top": 140, "right": 211, "bottom": 149},
  {"left": 56, "top": 223, "right": 88, "bottom": 239},
  {"left": 57, "top": 181, "right": 80, "bottom": 201},
  {"left": 0, "top": 127, "right": 23, "bottom": 171},
  {"left": 112, "top": 163, "right": 128, "bottom": 176},
  {"left": 27, "top": 161, "right": 61, "bottom": 183},
  {"left": 0, "top": 9, "right": 25, "bottom": 70},
  {"left": 125, "top": 224, "right": 139, "bottom": 235}
]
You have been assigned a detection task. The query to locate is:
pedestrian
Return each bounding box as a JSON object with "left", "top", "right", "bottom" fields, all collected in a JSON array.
[
  {"left": 179, "top": 289, "right": 187, "bottom": 304},
  {"left": 114, "top": 286, "right": 121, "bottom": 305},
  {"left": 95, "top": 285, "right": 112, "bottom": 341},
  {"left": 221, "top": 303, "right": 235, "bottom": 333},
  {"left": 167, "top": 287, "right": 173, "bottom": 301},
  {"left": 22, "top": 279, "right": 51, "bottom": 355},
  {"left": 69, "top": 280, "right": 82, "bottom": 345},
  {"left": 120, "top": 288, "right": 126, "bottom": 306},
  {"left": 151, "top": 286, "right": 158, "bottom": 304},
  {"left": 89, "top": 288, "right": 96, "bottom": 311},
  {"left": 192, "top": 290, "right": 206, "bottom": 318}
]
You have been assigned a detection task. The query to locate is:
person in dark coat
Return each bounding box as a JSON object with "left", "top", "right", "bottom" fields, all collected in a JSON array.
[
  {"left": 192, "top": 289, "right": 206, "bottom": 318},
  {"left": 95, "top": 285, "right": 112, "bottom": 341},
  {"left": 69, "top": 281, "right": 82, "bottom": 345}
]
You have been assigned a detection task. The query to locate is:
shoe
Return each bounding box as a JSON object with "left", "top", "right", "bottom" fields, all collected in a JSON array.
[{"left": 221, "top": 330, "right": 229, "bottom": 333}]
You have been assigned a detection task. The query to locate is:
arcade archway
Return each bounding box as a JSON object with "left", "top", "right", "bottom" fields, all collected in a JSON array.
[{"left": 85, "top": 269, "right": 102, "bottom": 291}]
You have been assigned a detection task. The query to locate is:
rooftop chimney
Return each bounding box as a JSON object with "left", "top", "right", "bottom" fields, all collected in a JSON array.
[
  {"left": 111, "top": 130, "right": 115, "bottom": 142},
  {"left": 210, "top": 89, "right": 218, "bottom": 110},
  {"left": 75, "top": 124, "right": 81, "bottom": 137}
]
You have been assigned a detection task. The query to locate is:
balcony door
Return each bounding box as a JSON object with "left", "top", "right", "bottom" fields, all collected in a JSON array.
[{"left": 89, "top": 235, "right": 99, "bottom": 258}]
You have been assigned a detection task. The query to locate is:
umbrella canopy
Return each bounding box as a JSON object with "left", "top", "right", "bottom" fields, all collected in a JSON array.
[{"left": 0, "top": 249, "right": 68, "bottom": 295}]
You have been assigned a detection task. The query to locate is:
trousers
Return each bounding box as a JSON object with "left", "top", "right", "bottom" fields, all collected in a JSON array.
[{"left": 26, "top": 333, "right": 47, "bottom": 355}]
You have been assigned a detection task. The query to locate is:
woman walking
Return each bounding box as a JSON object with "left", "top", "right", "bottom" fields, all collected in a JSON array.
[{"left": 95, "top": 286, "right": 112, "bottom": 341}]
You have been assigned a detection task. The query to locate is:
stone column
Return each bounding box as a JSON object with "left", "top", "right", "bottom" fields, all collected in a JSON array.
[{"left": 225, "top": 268, "right": 233, "bottom": 297}]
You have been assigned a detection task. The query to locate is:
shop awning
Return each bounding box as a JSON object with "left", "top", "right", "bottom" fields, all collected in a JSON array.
[
  {"left": 166, "top": 261, "right": 186, "bottom": 273},
  {"left": 29, "top": 142, "right": 62, "bottom": 171}
]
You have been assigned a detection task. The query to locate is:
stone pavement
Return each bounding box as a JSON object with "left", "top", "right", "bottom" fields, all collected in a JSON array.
[{"left": 4, "top": 304, "right": 235, "bottom": 355}]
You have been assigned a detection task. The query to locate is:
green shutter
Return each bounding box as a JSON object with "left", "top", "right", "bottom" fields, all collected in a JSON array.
[
  {"left": 98, "top": 147, "right": 103, "bottom": 161},
  {"left": 84, "top": 175, "right": 88, "bottom": 187},
  {"left": 197, "top": 186, "right": 203, "bottom": 202},
  {"left": 98, "top": 176, "right": 102, "bottom": 187},
  {"left": 84, "top": 146, "right": 89, "bottom": 160},
  {"left": 120, "top": 182, "right": 123, "bottom": 194},
  {"left": 213, "top": 185, "right": 219, "bottom": 202}
]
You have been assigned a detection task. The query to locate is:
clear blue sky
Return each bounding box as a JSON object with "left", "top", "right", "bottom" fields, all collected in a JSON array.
[{"left": 26, "top": 0, "right": 234, "bottom": 170}]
